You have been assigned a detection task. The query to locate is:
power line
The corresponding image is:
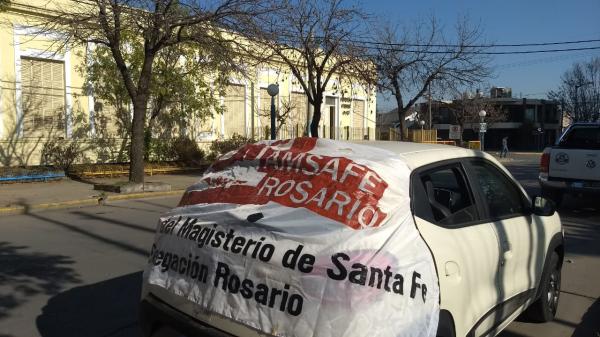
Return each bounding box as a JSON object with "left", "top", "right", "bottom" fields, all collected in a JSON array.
[
  {"left": 371, "top": 45, "right": 600, "bottom": 55},
  {"left": 278, "top": 37, "right": 600, "bottom": 55},
  {"left": 343, "top": 37, "right": 600, "bottom": 49}
]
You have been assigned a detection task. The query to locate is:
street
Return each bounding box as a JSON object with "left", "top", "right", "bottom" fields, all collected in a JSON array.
[{"left": 0, "top": 158, "right": 598, "bottom": 337}]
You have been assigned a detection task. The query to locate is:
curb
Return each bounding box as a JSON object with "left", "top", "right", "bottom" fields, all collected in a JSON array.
[{"left": 0, "top": 189, "right": 185, "bottom": 216}]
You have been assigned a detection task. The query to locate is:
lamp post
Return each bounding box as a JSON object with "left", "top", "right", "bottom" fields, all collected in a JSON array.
[
  {"left": 478, "top": 110, "right": 486, "bottom": 151},
  {"left": 419, "top": 120, "right": 425, "bottom": 143},
  {"left": 574, "top": 81, "right": 593, "bottom": 121},
  {"left": 267, "top": 84, "right": 279, "bottom": 140}
]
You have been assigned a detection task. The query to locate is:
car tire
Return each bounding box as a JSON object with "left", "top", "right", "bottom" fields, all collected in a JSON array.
[
  {"left": 542, "top": 188, "right": 563, "bottom": 208},
  {"left": 522, "top": 252, "right": 561, "bottom": 322}
]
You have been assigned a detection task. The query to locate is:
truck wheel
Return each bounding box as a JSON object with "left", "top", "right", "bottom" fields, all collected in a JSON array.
[
  {"left": 542, "top": 188, "right": 563, "bottom": 208},
  {"left": 522, "top": 252, "right": 561, "bottom": 322}
]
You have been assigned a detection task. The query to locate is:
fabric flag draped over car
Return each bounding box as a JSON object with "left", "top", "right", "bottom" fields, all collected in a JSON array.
[{"left": 144, "top": 137, "right": 440, "bottom": 337}]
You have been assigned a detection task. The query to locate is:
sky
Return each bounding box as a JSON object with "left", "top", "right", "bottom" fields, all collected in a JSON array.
[{"left": 361, "top": 0, "right": 600, "bottom": 113}]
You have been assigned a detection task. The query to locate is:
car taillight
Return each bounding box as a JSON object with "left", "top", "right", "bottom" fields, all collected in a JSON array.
[{"left": 540, "top": 150, "right": 550, "bottom": 173}]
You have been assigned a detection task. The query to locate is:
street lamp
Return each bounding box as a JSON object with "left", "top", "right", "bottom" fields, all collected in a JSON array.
[
  {"left": 419, "top": 120, "right": 425, "bottom": 143},
  {"left": 267, "top": 83, "right": 279, "bottom": 140},
  {"left": 478, "top": 110, "right": 486, "bottom": 151},
  {"left": 574, "top": 81, "right": 593, "bottom": 121}
]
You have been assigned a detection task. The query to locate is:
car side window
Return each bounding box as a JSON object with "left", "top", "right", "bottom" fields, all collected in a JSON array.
[
  {"left": 468, "top": 160, "right": 526, "bottom": 219},
  {"left": 417, "top": 165, "right": 479, "bottom": 227}
]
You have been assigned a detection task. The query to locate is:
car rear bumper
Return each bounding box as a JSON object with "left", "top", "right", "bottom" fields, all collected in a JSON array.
[
  {"left": 140, "top": 293, "right": 234, "bottom": 337},
  {"left": 539, "top": 174, "right": 600, "bottom": 193}
]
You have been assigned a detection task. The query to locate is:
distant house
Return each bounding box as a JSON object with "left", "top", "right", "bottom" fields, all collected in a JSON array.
[
  {"left": 376, "top": 109, "right": 419, "bottom": 130},
  {"left": 418, "top": 88, "right": 561, "bottom": 151}
]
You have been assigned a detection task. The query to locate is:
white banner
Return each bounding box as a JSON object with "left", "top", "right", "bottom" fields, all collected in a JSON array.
[{"left": 144, "top": 138, "right": 440, "bottom": 337}]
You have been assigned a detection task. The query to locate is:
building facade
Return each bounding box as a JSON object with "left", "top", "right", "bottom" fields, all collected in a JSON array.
[
  {"left": 0, "top": 0, "right": 376, "bottom": 166},
  {"left": 421, "top": 90, "right": 560, "bottom": 151}
]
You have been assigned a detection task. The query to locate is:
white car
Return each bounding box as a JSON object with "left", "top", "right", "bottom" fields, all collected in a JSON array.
[
  {"left": 140, "top": 140, "right": 564, "bottom": 337},
  {"left": 539, "top": 123, "right": 600, "bottom": 206}
]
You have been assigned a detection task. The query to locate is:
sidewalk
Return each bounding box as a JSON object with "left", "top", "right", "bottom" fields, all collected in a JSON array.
[
  {"left": 0, "top": 172, "right": 203, "bottom": 215},
  {"left": 489, "top": 151, "right": 541, "bottom": 165}
]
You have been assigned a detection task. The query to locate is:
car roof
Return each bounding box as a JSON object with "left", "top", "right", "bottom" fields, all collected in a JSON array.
[{"left": 347, "top": 140, "right": 491, "bottom": 170}]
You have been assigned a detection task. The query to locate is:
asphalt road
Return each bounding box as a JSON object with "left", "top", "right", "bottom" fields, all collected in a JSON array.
[{"left": 0, "top": 158, "right": 598, "bottom": 337}]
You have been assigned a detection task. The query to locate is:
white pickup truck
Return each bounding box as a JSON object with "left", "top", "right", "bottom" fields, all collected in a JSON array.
[{"left": 539, "top": 123, "right": 600, "bottom": 206}]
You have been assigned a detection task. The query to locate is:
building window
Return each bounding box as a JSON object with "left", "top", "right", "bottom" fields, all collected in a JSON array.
[
  {"left": 352, "top": 99, "right": 365, "bottom": 139},
  {"left": 524, "top": 107, "right": 536, "bottom": 122},
  {"left": 223, "top": 84, "right": 246, "bottom": 137},
  {"left": 21, "top": 57, "right": 65, "bottom": 137},
  {"left": 290, "top": 92, "right": 308, "bottom": 133}
]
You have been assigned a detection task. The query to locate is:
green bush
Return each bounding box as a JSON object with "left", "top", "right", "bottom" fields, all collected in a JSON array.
[
  {"left": 146, "top": 136, "right": 205, "bottom": 164},
  {"left": 208, "top": 134, "right": 255, "bottom": 161},
  {"left": 147, "top": 138, "right": 176, "bottom": 162},
  {"left": 41, "top": 139, "right": 83, "bottom": 172},
  {"left": 172, "top": 137, "right": 205, "bottom": 164}
]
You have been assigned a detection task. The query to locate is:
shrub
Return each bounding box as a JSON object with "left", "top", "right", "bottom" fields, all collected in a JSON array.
[
  {"left": 172, "top": 137, "right": 205, "bottom": 164},
  {"left": 208, "top": 134, "right": 255, "bottom": 160},
  {"left": 41, "top": 139, "right": 83, "bottom": 172},
  {"left": 148, "top": 138, "right": 176, "bottom": 162}
]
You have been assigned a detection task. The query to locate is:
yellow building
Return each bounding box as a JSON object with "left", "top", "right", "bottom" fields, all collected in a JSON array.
[{"left": 0, "top": 0, "right": 376, "bottom": 166}]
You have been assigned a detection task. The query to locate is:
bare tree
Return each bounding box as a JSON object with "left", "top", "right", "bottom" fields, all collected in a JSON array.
[
  {"left": 373, "top": 17, "right": 491, "bottom": 139},
  {"left": 256, "top": 0, "right": 373, "bottom": 137},
  {"left": 257, "top": 96, "right": 298, "bottom": 137},
  {"left": 447, "top": 92, "right": 506, "bottom": 142},
  {"left": 548, "top": 57, "right": 600, "bottom": 123},
  {"left": 32, "top": 0, "right": 268, "bottom": 183}
]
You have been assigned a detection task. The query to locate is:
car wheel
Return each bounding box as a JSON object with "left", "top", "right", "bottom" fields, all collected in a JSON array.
[
  {"left": 522, "top": 252, "right": 561, "bottom": 322},
  {"left": 542, "top": 188, "right": 563, "bottom": 208}
]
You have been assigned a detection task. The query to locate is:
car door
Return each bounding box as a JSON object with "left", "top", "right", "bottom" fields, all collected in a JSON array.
[
  {"left": 411, "top": 161, "right": 502, "bottom": 337},
  {"left": 464, "top": 159, "right": 538, "bottom": 325}
]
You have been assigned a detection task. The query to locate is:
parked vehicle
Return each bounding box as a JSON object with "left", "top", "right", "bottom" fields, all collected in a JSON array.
[
  {"left": 539, "top": 123, "right": 600, "bottom": 206},
  {"left": 140, "top": 139, "right": 564, "bottom": 337}
]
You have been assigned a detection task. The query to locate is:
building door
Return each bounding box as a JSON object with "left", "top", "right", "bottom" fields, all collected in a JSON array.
[{"left": 329, "top": 107, "right": 335, "bottom": 140}]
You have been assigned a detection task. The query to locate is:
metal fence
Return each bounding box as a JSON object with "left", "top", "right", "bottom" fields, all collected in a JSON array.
[{"left": 251, "top": 126, "right": 382, "bottom": 141}]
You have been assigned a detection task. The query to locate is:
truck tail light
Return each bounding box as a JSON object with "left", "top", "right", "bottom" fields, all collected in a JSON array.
[{"left": 540, "top": 148, "right": 551, "bottom": 173}]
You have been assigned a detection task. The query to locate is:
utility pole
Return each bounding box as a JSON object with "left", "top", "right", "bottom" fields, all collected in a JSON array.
[
  {"left": 428, "top": 83, "right": 432, "bottom": 129},
  {"left": 250, "top": 82, "right": 255, "bottom": 139}
]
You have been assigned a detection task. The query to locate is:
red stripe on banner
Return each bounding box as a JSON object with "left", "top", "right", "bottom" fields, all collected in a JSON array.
[{"left": 181, "top": 137, "right": 389, "bottom": 229}]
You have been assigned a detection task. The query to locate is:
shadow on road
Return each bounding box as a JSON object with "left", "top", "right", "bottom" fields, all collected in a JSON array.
[
  {"left": 562, "top": 221, "right": 600, "bottom": 257},
  {"left": 23, "top": 212, "right": 149, "bottom": 257},
  {"left": 36, "top": 271, "right": 143, "bottom": 337},
  {"left": 0, "top": 242, "right": 81, "bottom": 322},
  {"left": 72, "top": 210, "right": 157, "bottom": 233},
  {"left": 571, "top": 297, "right": 600, "bottom": 337}
]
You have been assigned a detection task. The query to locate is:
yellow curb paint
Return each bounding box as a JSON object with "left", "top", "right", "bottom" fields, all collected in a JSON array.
[
  {"left": 0, "top": 190, "right": 185, "bottom": 216},
  {"left": 106, "top": 190, "right": 184, "bottom": 201}
]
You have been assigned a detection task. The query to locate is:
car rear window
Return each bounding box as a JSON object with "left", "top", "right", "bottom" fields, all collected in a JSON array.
[{"left": 558, "top": 126, "right": 600, "bottom": 150}]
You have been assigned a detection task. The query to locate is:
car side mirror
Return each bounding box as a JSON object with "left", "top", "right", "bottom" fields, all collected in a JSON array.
[{"left": 532, "top": 196, "right": 556, "bottom": 216}]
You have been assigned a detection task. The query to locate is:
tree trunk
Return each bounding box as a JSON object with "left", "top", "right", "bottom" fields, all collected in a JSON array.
[
  {"left": 393, "top": 83, "right": 406, "bottom": 140},
  {"left": 395, "top": 105, "right": 410, "bottom": 141},
  {"left": 128, "top": 51, "right": 155, "bottom": 184},
  {"left": 129, "top": 96, "right": 147, "bottom": 183},
  {"left": 310, "top": 98, "right": 323, "bottom": 138}
]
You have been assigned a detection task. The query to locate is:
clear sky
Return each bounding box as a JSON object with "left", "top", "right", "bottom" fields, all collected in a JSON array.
[{"left": 362, "top": 0, "right": 600, "bottom": 112}]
